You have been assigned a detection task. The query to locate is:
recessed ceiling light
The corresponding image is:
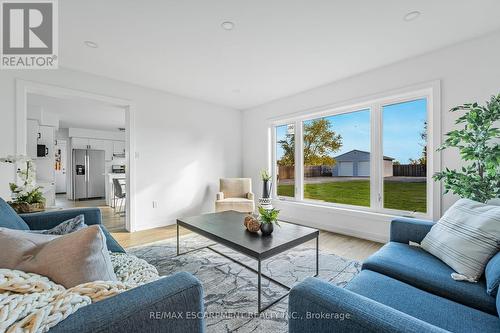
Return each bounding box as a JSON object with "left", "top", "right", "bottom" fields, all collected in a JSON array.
[
  {"left": 404, "top": 11, "right": 421, "bottom": 22},
  {"left": 221, "top": 21, "right": 235, "bottom": 31},
  {"left": 84, "top": 40, "right": 98, "bottom": 48}
]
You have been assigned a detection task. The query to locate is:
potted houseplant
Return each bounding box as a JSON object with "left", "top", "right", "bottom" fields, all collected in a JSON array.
[
  {"left": 0, "top": 155, "right": 46, "bottom": 213},
  {"left": 258, "top": 206, "right": 280, "bottom": 236},
  {"left": 261, "top": 169, "right": 272, "bottom": 199},
  {"left": 433, "top": 94, "right": 500, "bottom": 203}
]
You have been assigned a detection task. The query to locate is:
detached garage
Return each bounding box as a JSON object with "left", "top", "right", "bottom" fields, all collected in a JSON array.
[{"left": 332, "top": 150, "right": 394, "bottom": 177}]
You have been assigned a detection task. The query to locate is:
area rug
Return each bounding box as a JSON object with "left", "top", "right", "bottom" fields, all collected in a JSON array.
[{"left": 129, "top": 234, "right": 361, "bottom": 333}]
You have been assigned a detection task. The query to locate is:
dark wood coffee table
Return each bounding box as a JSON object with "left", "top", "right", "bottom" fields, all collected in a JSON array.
[{"left": 176, "top": 210, "right": 319, "bottom": 313}]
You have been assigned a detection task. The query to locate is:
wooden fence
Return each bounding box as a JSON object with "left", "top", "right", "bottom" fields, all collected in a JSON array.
[
  {"left": 392, "top": 164, "right": 426, "bottom": 177},
  {"left": 278, "top": 165, "right": 333, "bottom": 179}
]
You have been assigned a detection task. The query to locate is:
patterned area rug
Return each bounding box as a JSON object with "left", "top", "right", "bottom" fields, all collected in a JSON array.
[{"left": 129, "top": 234, "right": 360, "bottom": 333}]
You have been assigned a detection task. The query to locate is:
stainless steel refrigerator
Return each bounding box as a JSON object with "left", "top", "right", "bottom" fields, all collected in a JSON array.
[{"left": 72, "top": 149, "right": 105, "bottom": 200}]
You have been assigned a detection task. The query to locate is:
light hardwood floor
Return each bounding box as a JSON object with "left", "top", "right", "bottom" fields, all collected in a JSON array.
[
  {"left": 55, "top": 194, "right": 126, "bottom": 232},
  {"left": 111, "top": 225, "right": 383, "bottom": 261}
]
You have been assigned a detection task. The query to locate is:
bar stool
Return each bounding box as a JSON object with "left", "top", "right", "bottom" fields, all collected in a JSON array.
[{"left": 113, "top": 178, "right": 126, "bottom": 216}]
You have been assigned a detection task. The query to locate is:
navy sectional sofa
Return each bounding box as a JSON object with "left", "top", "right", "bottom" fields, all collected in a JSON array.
[
  {"left": 289, "top": 217, "right": 500, "bottom": 333},
  {"left": 0, "top": 198, "right": 205, "bottom": 333}
]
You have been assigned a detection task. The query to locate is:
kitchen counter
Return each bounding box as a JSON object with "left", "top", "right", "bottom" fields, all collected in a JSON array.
[{"left": 37, "top": 180, "right": 56, "bottom": 207}]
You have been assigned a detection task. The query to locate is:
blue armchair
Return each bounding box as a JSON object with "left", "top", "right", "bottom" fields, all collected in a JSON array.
[
  {"left": 0, "top": 198, "right": 205, "bottom": 333},
  {"left": 289, "top": 217, "right": 500, "bottom": 333}
]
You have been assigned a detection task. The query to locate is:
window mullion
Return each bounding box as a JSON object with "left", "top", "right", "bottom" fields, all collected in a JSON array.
[
  {"left": 370, "top": 104, "right": 383, "bottom": 210},
  {"left": 295, "top": 120, "right": 304, "bottom": 201},
  {"left": 270, "top": 126, "right": 278, "bottom": 200}
]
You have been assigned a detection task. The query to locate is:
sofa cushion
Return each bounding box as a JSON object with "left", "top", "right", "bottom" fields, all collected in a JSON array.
[
  {"left": 486, "top": 251, "right": 500, "bottom": 296},
  {"left": 421, "top": 198, "right": 500, "bottom": 282},
  {"left": 215, "top": 198, "right": 254, "bottom": 213},
  {"left": 346, "top": 270, "right": 500, "bottom": 333},
  {"left": 0, "top": 225, "right": 117, "bottom": 288},
  {"left": 0, "top": 198, "right": 29, "bottom": 230},
  {"left": 362, "top": 242, "right": 496, "bottom": 314}
]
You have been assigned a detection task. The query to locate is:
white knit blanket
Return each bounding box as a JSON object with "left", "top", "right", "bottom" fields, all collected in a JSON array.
[{"left": 0, "top": 252, "right": 159, "bottom": 333}]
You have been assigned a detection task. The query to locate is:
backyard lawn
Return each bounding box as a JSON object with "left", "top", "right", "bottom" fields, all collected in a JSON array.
[{"left": 277, "top": 180, "right": 426, "bottom": 213}]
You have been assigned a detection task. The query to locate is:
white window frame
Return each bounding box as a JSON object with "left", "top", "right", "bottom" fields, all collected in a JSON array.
[{"left": 270, "top": 81, "right": 441, "bottom": 220}]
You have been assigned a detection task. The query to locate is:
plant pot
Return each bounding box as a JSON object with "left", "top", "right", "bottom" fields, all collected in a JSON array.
[
  {"left": 9, "top": 202, "right": 45, "bottom": 214},
  {"left": 260, "top": 223, "right": 274, "bottom": 236},
  {"left": 262, "top": 180, "right": 272, "bottom": 199}
]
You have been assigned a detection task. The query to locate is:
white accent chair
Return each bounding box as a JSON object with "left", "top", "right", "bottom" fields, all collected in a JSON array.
[{"left": 215, "top": 178, "right": 255, "bottom": 213}]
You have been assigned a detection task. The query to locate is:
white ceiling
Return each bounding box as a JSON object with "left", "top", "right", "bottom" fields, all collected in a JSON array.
[
  {"left": 60, "top": 0, "right": 500, "bottom": 109},
  {"left": 28, "top": 93, "right": 125, "bottom": 131}
]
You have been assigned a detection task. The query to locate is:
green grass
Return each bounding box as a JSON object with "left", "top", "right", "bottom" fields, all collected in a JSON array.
[{"left": 277, "top": 180, "right": 426, "bottom": 213}]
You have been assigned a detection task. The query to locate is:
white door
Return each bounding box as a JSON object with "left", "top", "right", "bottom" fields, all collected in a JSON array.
[
  {"left": 357, "top": 161, "right": 370, "bottom": 177},
  {"left": 338, "top": 162, "right": 354, "bottom": 176},
  {"left": 55, "top": 140, "right": 67, "bottom": 193}
]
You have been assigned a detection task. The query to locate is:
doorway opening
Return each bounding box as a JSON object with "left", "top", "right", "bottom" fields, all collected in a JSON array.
[{"left": 16, "top": 80, "right": 136, "bottom": 232}]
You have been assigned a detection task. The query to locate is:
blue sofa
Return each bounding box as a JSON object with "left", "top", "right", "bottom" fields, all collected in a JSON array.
[
  {"left": 289, "top": 217, "right": 500, "bottom": 333},
  {"left": 0, "top": 198, "right": 205, "bottom": 333}
]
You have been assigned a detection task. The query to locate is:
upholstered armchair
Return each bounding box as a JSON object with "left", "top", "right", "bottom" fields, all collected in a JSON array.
[{"left": 215, "top": 178, "right": 255, "bottom": 213}]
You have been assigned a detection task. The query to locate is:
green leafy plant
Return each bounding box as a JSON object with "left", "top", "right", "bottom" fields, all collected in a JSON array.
[
  {"left": 258, "top": 206, "right": 280, "bottom": 225},
  {"left": 433, "top": 94, "right": 500, "bottom": 203},
  {"left": 260, "top": 169, "right": 272, "bottom": 182}
]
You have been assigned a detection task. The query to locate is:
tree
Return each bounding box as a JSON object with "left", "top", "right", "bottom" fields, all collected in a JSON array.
[
  {"left": 433, "top": 94, "right": 500, "bottom": 203},
  {"left": 410, "top": 121, "right": 428, "bottom": 165},
  {"left": 278, "top": 119, "right": 343, "bottom": 166}
]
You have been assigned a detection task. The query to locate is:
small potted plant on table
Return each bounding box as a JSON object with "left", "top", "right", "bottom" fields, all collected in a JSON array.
[{"left": 258, "top": 206, "right": 280, "bottom": 236}]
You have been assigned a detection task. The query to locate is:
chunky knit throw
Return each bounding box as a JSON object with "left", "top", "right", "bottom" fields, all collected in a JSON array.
[{"left": 0, "top": 252, "right": 159, "bottom": 333}]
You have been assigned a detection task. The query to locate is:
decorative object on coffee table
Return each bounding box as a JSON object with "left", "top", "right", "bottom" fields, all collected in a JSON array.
[
  {"left": 258, "top": 169, "right": 273, "bottom": 210},
  {"left": 258, "top": 206, "right": 280, "bottom": 236},
  {"left": 244, "top": 215, "right": 261, "bottom": 233},
  {"left": 0, "top": 155, "right": 45, "bottom": 213}
]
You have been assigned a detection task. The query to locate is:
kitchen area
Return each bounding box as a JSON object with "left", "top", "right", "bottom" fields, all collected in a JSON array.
[{"left": 26, "top": 93, "right": 128, "bottom": 231}]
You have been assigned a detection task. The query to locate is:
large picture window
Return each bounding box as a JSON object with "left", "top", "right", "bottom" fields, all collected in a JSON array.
[
  {"left": 301, "top": 109, "right": 371, "bottom": 207},
  {"left": 383, "top": 99, "right": 427, "bottom": 213},
  {"left": 271, "top": 87, "right": 436, "bottom": 218},
  {"left": 276, "top": 124, "right": 295, "bottom": 198}
]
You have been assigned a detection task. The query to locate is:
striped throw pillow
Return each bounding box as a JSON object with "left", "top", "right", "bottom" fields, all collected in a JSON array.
[{"left": 421, "top": 199, "right": 500, "bottom": 282}]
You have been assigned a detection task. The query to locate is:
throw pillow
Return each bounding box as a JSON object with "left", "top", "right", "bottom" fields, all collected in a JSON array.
[
  {"left": 0, "top": 225, "right": 117, "bottom": 288},
  {"left": 421, "top": 198, "right": 500, "bottom": 282},
  {"left": 30, "top": 214, "right": 87, "bottom": 235}
]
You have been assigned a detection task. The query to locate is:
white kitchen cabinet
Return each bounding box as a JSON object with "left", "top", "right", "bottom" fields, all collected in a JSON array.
[
  {"left": 38, "top": 125, "right": 55, "bottom": 157},
  {"left": 113, "top": 141, "right": 126, "bottom": 155},
  {"left": 71, "top": 137, "right": 89, "bottom": 150},
  {"left": 89, "top": 139, "right": 113, "bottom": 161},
  {"left": 27, "top": 119, "right": 39, "bottom": 159}
]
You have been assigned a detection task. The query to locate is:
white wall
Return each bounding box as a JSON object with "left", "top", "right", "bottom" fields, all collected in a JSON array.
[
  {"left": 0, "top": 67, "right": 242, "bottom": 231},
  {"left": 242, "top": 31, "right": 500, "bottom": 243}
]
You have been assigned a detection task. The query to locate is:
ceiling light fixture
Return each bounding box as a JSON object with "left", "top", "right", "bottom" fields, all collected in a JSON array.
[
  {"left": 404, "top": 11, "right": 421, "bottom": 22},
  {"left": 221, "top": 21, "right": 235, "bottom": 31},
  {"left": 84, "top": 40, "right": 98, "bottom": 48}
]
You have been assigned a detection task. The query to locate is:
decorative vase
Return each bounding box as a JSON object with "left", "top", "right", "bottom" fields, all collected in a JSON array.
[
  {"left": 262, "top": 180, "right": 272, "bottom": 199},
  {"left": 260, "top": 223, "right": 274, "bottom": 236},
  {"left": 9, "top": 202, "right": 45, "bottom": 214}
]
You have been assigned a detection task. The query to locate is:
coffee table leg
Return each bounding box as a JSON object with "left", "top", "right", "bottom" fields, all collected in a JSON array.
[
  {"left": 176, "top": 223, "right": 180, "bottom": 256},
  {"left": 258, "top": 259, "right": 261, "bottom": 313},
  {"left": 316, "top": 234, "right": 319, "bottom": 276}
]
